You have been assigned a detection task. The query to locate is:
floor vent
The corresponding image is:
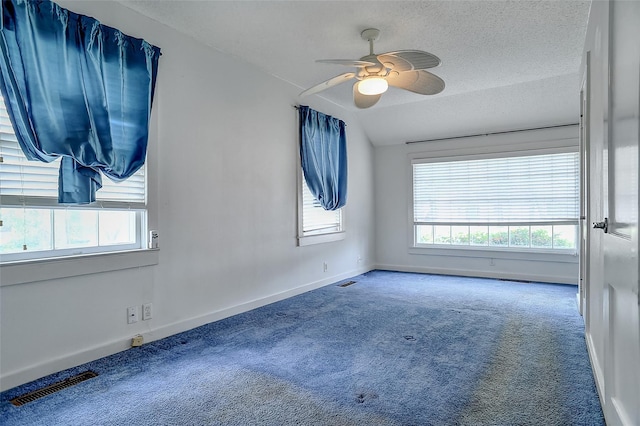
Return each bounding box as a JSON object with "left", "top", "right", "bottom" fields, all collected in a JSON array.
[
  {"left": 10, "top": 371, "right": 98, "bottom": 407},
  {"left": 499, "top": 279, "right": 532, "bottom": 283},
  {"left": 339, "top": 281, "right": 357, "bottom": 287}
]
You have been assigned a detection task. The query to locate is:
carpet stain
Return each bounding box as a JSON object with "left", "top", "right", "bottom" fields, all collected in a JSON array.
[
  {"left": 210, "top": 369, "right": 397, "bottom": 426},
  {"left": 355, "top": 391, "right": 379, "bottom": 404},
  {"left": 460, "top": 317, "right": 565, "bottom": 425}
]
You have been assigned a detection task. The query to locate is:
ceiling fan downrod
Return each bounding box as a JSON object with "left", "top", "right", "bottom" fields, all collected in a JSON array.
[{"left": 361, "top": 28, "right": 380, "bottom": 55}]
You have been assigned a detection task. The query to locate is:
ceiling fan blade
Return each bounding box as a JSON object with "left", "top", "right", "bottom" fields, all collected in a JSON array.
[
  {"left": 316, "top": 59, "right": 376, "bottom": 67},
  {"left": 299, "top": 72, "right": 356, "bottom": 97},
  {"left": 353, "top": 82, "right": 382, "bottom": 109},
  {"left": 377, "top": 50, "right": 441, "bottom": 71},
  {"left": 386, "top": 70, "right": 445, "bottom": 95}
]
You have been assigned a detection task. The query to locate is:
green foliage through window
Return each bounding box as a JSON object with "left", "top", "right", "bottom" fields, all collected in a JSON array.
[{"left": 415, "top": 224, "right": 577, "bottom": 250}]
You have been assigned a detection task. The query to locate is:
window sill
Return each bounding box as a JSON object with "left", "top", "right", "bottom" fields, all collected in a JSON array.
[
  {"left": 409, "top": 245, "right": 578, "bottom": 263},
  {"left": 0, "top": 249, "right": 159, "bottom": 287},
  {"left": 298, "top": 231, "right": 345, "bottom": 247}
]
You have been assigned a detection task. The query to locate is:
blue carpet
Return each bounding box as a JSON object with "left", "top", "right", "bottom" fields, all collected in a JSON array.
[{"left": 0, "top": 271, "right": 604, "bottom": 425}]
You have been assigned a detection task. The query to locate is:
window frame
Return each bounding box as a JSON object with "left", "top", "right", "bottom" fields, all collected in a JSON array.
[
  {"left": 412, "top": 222, "right": 579, "bottom": 254},
  {"left": 0, "top": 158, "right": 149, "bottom": 263},
  {"left": 296, "top": 166, "right": 345, "bottom": 247},
  {"left": 0, "top": 92, "right": 159, "bottom": 276},
  {"left": 408, "top": 144, "right": 580, "bottom": 256},
  {"left": 0, "top": 206, "right": 146, "bottom": 263}
]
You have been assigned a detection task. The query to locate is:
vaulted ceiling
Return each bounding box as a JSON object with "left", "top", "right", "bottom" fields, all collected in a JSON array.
[{"left": 117, "top": 0, "right": 590, "bottom": 146}]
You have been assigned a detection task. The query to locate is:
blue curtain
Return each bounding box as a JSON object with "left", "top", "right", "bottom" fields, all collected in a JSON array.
[
  {"left": 299, "top": 105, "right": 347, "bottom": 211},
  {"left": 0, "top": 0, "right": 160, "bottom": 204}
]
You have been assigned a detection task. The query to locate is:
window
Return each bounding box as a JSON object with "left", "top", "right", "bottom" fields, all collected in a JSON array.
[
  {"left": 296, "top": 105, "right": 346, "bottom": 246},
  {"left": 412, "top": 151, "right": 579, "bottom": 252},
  {"left": 301, "top": 177, "right": 342, "bottom": 236},
  {"left": 0, "top": 95, "right": 147, "bottom": 262},
  {"left": 298, "top": 175, "right": 344, "bottom": 246}
]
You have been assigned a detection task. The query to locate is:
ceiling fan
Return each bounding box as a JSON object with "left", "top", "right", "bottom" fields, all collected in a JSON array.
[{"left": 300, "top": 28, "right": 445, "bottom": 109}]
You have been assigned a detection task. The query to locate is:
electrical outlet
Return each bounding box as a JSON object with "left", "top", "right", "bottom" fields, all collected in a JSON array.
[
  {"left": 323, "top": 262, "right": 328, "bottom": 272},
  {"left": 142, "top": 303, "right": 152, "bottom": 320},
  {"left": 127, "top": 306, "right": 138, "bottom": 324},
  {"left": 131, "top": 334, "right": 144, "bottom": 347}
]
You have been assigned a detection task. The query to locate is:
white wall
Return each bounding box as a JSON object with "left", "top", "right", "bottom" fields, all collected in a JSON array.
[
  {"left": 374, "top": 125, "right": 580, "bottom": 284},
  {"left": 0, "top": 1, "right": 375, "bottom": 391}
]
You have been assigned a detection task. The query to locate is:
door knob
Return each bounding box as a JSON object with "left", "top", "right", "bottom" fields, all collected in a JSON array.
[{"left": 592, "top": 218, "right": 608, "bottom": 233}]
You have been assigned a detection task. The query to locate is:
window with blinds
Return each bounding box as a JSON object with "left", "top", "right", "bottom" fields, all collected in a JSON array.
[
  {"left": 0, "top": 94, "right": 147, "bottom": 261},
  {"left": 301, "top": 177, "right": 342, "bottom": 236},
  {"left": 412, "top": 151, "right": 579, "bottom": 251}
]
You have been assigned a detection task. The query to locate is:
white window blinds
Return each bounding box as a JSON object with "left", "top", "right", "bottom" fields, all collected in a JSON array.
[
  {"left": 0, "top": 95, "right": 146, "bottom": 208},
  {"left": 302, "top": 177, "right": 342, "bottom": 235},
  {"left": 413, "top": 151, "right": 580, "bottom": 224}
]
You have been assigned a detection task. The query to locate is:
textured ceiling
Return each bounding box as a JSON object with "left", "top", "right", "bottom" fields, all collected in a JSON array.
[{"left": 116, "top": 0, "right": 590, "bottom": 145}]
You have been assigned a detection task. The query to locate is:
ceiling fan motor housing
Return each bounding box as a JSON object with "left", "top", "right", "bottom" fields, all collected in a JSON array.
[{"left": 358, "top": 54, "right": 386, "bottom": 79}]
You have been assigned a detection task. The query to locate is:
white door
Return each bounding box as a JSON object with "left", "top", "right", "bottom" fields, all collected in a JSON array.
[{"left": 599, "top": 1, "right": 640, "bottom": 423}]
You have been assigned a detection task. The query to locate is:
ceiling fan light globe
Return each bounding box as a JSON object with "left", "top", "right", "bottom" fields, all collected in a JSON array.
[{"left": 358, "top": 77, "right": 388, "bottom": 95}]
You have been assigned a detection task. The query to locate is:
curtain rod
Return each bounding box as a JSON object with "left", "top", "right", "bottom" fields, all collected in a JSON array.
[
  {"left": 292, "top": 105, "right": 347, "bottom": 126},
  {"left": 405, "top": 123, "right": 579, "bottom": 145}
]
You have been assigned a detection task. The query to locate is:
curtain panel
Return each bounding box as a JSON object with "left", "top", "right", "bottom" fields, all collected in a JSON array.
[
  {"left": 0, "top": 0, "right": 160, "bottom": 204},
  {"left": 298, "top": 105, "right": 347, "bottom": 211}
]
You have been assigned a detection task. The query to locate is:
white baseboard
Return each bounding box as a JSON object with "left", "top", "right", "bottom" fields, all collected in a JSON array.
[
  {"left": 374, "top": 263, "right": 578, "bottom": 285},
  {"left": 0, "top": 265, "right": 374, "bottom": 392},
  {"left": 138, "top": 264, "right": 374, "bottom": 349},
  {"left": 0, "top": 338, "right": 132, "bottom": 392}
]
